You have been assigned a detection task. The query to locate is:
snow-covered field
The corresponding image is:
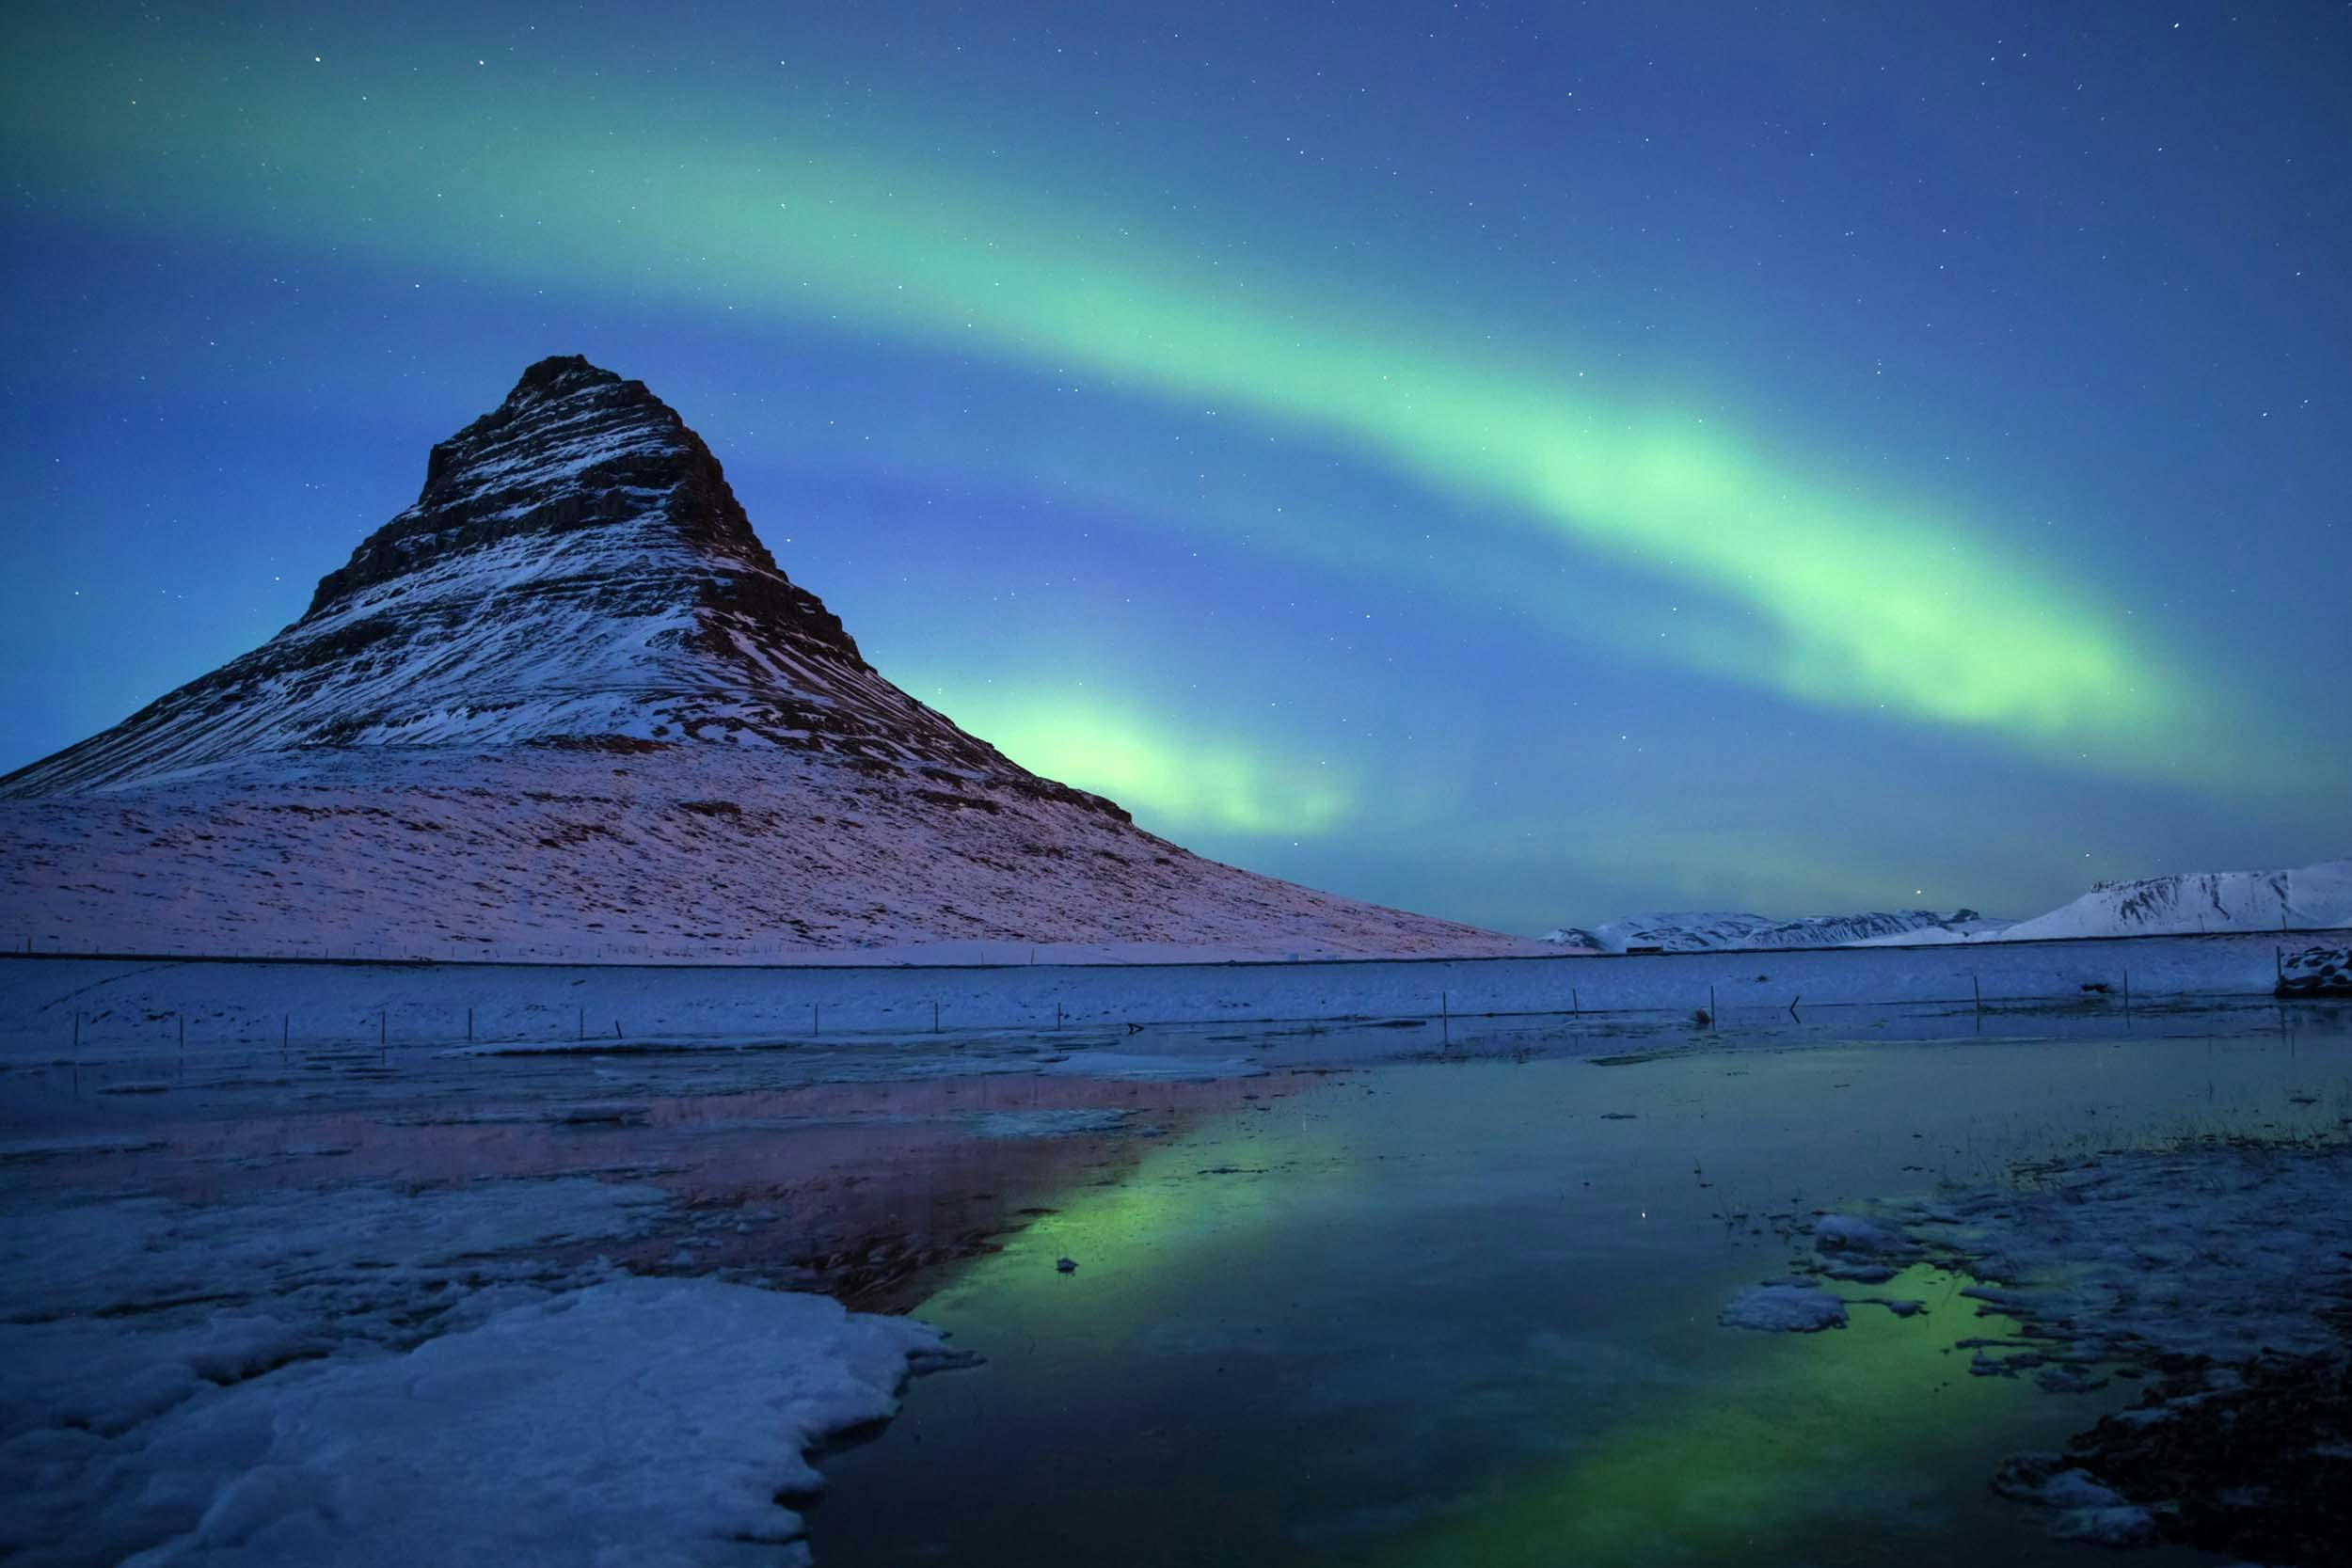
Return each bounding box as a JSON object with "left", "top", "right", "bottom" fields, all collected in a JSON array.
[{"left": 0, "top": 930, "right": 2325, "bottom": 1069}]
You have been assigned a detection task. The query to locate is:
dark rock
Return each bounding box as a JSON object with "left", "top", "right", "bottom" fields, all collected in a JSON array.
[
  {"left": 2052, "top": 1349, "right": 2352, "bottom": 1565},
  {"left": 2279, "top": 947, "right": 2352, "bottom": 998}
]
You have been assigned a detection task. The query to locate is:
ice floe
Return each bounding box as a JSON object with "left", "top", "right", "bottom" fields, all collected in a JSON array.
[{"left": 0, "top": 1177, "right": 953, "bottom": 1565}]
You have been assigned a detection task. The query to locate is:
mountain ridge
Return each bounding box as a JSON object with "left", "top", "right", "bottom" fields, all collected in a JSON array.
[
  {"left": 2, "top": 356, "right": 1069, "bottom": 800},
  {"left": 1540, "top": 908, "right": 2005, "bottom": 954},
  {"left": 1545, "top": 859, "right": 2352, "bottom": 954},
  {"left": 1857, "top": 859, "right": 2352, "bottom": 945}
]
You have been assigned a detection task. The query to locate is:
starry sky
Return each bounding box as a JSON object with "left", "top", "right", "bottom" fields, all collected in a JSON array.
[{"left": 3, "top": 1, "right": 2346, "bottom": 934}]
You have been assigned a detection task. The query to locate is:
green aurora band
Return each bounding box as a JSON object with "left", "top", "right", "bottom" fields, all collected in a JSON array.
[
  {"left": 5, "top": 20, "right": 2209, "bottom": 779},
  {"left": 934, "top": 692, "right": 1357, "bottom": 837}
]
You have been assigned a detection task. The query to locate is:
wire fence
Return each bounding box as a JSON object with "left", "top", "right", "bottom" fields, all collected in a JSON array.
[{"left": 21, "top": 932, "right": 2347, "bottom": 1080}]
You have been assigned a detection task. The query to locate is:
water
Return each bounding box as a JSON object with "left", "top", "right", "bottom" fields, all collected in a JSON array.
[
  {"left": 812, "top": 1005, "right": 2351, "bottom": 1566},
  {"left": 7, "top": 988, "right": 2342, "bottom": 1563}
]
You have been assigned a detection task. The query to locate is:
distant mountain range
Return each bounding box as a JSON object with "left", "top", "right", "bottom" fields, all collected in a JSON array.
[
  {"left": 1547, "top": 858, "right": 2351, "bottom": 953},
  {"left": 0, "top": 356, "right": 1535, "bottom": 963},
  {"left": 1857, "top": 859, "right": 2352, "bottom": 945},
  {"left": 1540, "top": 909, "right": 2009, "bottom": 954}
]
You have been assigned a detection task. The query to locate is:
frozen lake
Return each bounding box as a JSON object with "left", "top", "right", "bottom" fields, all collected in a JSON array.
[{"left": 3, "top": 958, "right": 2345, "bottom": 1564}]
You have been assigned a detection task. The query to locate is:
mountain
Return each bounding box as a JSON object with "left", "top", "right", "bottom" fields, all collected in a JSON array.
[
  {"left": 1550, "top": 859, "right": 2352, "bottom": 955},
  {"left": 1540, "top": 908, "right": 2007, "bottom": 954},
  {"left": 0, "top": 356, "right": 1534, "bottom": 962},
  {"left": 1858, "top": 859, "right": 2352, "bottom": 945}
]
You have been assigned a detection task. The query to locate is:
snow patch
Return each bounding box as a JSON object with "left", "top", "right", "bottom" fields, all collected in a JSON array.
[{"left": 8, "top": 1278, "right": 944, "bottom": 1567}]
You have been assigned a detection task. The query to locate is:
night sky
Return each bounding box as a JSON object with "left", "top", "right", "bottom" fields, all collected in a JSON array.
[{"left": 3, "top": 2, "right": 2345, "bottom": 934}]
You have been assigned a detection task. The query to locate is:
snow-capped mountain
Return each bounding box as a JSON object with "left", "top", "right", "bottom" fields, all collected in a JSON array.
[
  {"left": 6, "top": 356, "right": 1012, "bottom": 791},
  {"left": 1540, "top": 908, "right": 2006, "bottom": 954},
  {"left": 1860, "top": 859, "right": 2352, "bottom": 944},
  {"left": 1550, "top": 860, "right": 2352, "bottom": 955},
  {"left": 0, "top": 356, "right": 1534, "bottom": 962}
]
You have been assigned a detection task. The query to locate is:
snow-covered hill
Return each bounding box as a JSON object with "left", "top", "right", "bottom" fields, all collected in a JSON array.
[
  {"left": 1542, "top": 908, "right": 2007, "bottom": 954},
  {"left": 1859, "top": 859, "right": 2352, "bottom": 945},
  {"left": 1548, "top": 859, "right": 2352, "bottom": 955},
  {"left": 0, "top": 356, "right": 1534, "bottom": 962}
]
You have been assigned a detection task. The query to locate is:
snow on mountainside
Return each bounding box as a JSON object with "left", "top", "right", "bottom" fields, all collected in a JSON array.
[
  {"left": 0, "top": 356, "right": 1534, "bottom": 962},
  {"left": 3, "top": 356, "right": 1006, "bottom": 790},
  {"left": 1542, "top": 909, "right": 2005, "bottom": 954},
  {"left": 1859, "top": 859, "right": 2352, "bottom": 945}
]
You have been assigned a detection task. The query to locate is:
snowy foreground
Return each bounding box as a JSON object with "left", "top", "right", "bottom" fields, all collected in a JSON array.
[
  {"left": 0, "top": 929, "right": 2316, "bottom": 1064},
  {"left": 0, "top": 1172, "right": 954, "bottom": 1566},
  {"left": 5, "top": 936, "right": 2344, "bottom": 1566}
]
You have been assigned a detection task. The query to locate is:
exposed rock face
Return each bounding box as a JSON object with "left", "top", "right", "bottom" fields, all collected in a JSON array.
[
  {"left": 3, "top": 356, "right": 1040, "bottom": 796},
  {"left": 2278, "top": 946, "right": 2352, "bottom": 997},
  {"left": 0, "top": 357, "right": 1532, "bottom": 960}
]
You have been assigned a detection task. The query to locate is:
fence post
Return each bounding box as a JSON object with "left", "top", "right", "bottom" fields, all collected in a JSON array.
[
  {"left": 1973, "top": 975, "right": 1981, "bottom": 1015},
  {"left": 1441, "top": 990, "right": 1451, "bottom": 1045},
  {"left": 577, "top": 1007, "right": 584, "bottom": 1041},
  {"left": 1571, "top": 987, "right": 1580, "bottom": 1016},
  {"left": 1708, "top": 985, "right": 1717, "bottom": 1025},
  {"left": 933, "top": 1001, "right": 940, "bottom": 1034}
]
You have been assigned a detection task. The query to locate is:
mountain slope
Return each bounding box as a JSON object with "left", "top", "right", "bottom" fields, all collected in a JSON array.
[{"left": 0, "top": 356, "right": 1533, "bottom": 962}]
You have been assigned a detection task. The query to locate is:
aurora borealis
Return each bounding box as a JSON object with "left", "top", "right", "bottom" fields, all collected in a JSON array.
[{"left": 3, "top": 3, "right": 2345, "bottom": 931}]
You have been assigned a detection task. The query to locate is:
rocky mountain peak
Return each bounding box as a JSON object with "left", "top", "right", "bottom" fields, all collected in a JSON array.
[
  {"left": 509, "top": 352, "right": 616, "bottom": 399},
  {"left": 0, "top": 357, "right": 1041, "bottom": 795},
  {"left": 309, "top": 355, "right": 775, "bottom": 620}
]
